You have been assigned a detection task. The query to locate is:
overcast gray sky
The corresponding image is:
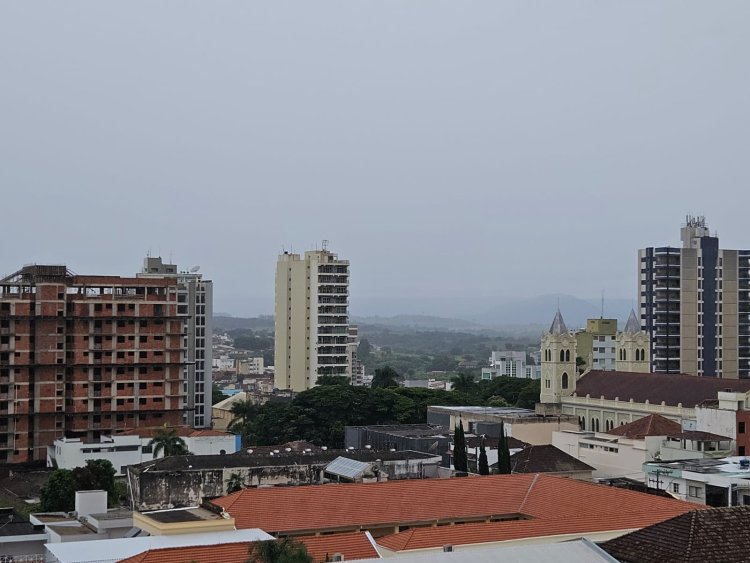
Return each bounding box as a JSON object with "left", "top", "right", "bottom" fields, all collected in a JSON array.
[{"left": 2, "top": 2, "right": 749, "bottom": 317}]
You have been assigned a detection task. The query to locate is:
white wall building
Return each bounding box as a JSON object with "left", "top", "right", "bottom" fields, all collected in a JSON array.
[
  {"left": 138, "top": 257, "right": 214, "bottom": 428},
  {"left": 482, "top": 351, "right": 539, "bottom": 380},
  {"left": 48, "top": 431, "right": 239, "bottom": 476}
]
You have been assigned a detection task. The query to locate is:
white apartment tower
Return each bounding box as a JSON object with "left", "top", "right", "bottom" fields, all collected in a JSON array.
[
  {"left": 137, "top": 257, "right": 213, "bottom": 428},
  {"left": 275, "top": 246, "right": 350, "bottom": 391}
]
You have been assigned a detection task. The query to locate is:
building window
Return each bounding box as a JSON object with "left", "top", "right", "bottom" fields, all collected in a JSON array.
[
  {"left": 672, "top": 483, "right": 680, "bottom": 493},
  {"left": 741, "top": 422, "right": 746, "bottom": 434},
  {"left": 565, "top": 349, "right": 571, "bottom": 362},
  {"left": 739, "top": 446, "right": 746, "bottom": 456},
  {"left": 560, "top": 350, "right": 565, "bottom": 362},
  {"left": 561, "top": 372, "right": 569, "bottom": 389}
]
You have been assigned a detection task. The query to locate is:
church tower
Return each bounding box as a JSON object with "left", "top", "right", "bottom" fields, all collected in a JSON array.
[
  {"left": 616, "top": 309, "right": 650, "bottom": 373},
  {"left": 540, "top": 310, "right": 577, "bottom": 404}
]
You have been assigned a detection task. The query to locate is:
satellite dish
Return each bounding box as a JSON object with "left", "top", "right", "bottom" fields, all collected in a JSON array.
[{"left": 190, "top": 266, "right": 200, "bottom": 273}]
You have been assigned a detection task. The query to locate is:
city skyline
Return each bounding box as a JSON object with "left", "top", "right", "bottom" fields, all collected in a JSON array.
[{"left": 3, "top": 2, "right": 750, "bottom": 317}]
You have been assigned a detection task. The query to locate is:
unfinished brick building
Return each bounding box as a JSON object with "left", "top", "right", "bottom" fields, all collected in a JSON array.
[{"left": 0, "top": 265, "right": 186, "bottom": 464}]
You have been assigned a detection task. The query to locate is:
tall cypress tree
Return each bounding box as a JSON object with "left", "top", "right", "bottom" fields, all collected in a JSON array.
[
  {"left": 478, "top": 436, "right": 489, "bottom": 475},
  {"left": 453, "top": 421, "right": 468, "bottom": 473},
  {"left": 496, "top": 421, "right": 512, "bottom": 475}
]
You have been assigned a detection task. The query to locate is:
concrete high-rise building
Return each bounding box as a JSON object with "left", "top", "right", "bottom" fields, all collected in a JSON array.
[
  {"left": 639, "top": 216, "right": 750, "bottom": 378},
  {"left": 137, "top": 257, "right": 213, "bottom": 428},
  {"left": 274, "top": 247, "right": 350, "bottom": 391},
  {"left": 575, "top": 318, "right": 618, "bottom": 372},
  {"left": 0, "top": 265, "right": 186, "bottom": 464}
]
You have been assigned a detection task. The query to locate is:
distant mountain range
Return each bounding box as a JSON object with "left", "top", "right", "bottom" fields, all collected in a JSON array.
[{"left": 215, "top": 294, "right": 635, "bottom": 334}]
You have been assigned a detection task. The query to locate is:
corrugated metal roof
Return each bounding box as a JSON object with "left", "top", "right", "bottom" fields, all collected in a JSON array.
[{"left": 325, "top": 456, "right": 371, "bottom": 480}]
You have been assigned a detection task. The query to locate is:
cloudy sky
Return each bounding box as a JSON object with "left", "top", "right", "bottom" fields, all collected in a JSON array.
[{"left": 2, "top": 2, "right": 749, "bottom": 317}]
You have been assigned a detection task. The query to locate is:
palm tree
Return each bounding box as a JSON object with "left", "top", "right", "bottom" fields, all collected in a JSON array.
[
  {"left": 229, "top": 398, "right": 257, "bottom": 447},
  {"left": 147, "top": 424, "right": 190, "bottom": 458},
  {"left": 450, "top": 372, "right": 476, "bottom": 394}
]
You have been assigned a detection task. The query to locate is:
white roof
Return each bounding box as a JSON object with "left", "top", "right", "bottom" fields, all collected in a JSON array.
[
  {"left": 325, "top": 456, "right": 371, "bottom": 480},
  {"left": 45, "top": 528, "right": 273, "bottom": 563},
  {"left": 360, "top": 539, "right": 617, "bottom": 563}
]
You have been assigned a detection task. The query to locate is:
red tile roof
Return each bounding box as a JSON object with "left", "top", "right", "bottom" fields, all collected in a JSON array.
[
  {"left": 574, "top": 370, "right": 750, "bottom": 407},
  {"left": 607, "top": 414, "right": 682, "bottom": 439},
  {"left": 116, "top": 426, "right": 232, "bottom": 438},
  {"left": 210, "top": 473, "right": 699, "bottom": 538},
  {"left": 118, "top": 542, "right": 251, "bottom": 563},
  {"left": 299, "top": 532, "right": 379, "bottom": 561},
  {"left": 117, "top": 534, "right": 379, "bottom": 563}
]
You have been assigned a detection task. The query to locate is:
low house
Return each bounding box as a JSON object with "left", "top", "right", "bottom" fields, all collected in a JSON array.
[
  {"left": 553, "top": 414, "right": 734, "bottom": 482},
  {"left": 0, "top": 508, "right": 48, "bottom": 560},
  {"left": 427, "top": 406, "right": 579, "bottom": 445},
  {"left": 601, "top": 506, "right": 750, "bottom": 563},
  {"left": 209, "top": 473, "right": 700, "bottom": 549},
  {"left": 127, "top": 449, "right": 441, "bottom": 511},
  {"left": 643, "top": 456, "right": 750, "bottom": 506},
  {"left": 48, "top": 428, "right": 239, "bottom": 475},
  {"left": 505, "top": 444, "right": 594, "bottom": 480}
]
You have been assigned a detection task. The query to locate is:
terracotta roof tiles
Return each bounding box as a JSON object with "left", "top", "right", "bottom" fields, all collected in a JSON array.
[{"left": 606, "top": 414, "right": 682, "bottom": 439}]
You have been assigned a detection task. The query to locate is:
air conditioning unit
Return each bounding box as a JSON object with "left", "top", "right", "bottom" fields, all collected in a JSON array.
[{"left": 443, "top": 545, "right": 453, "bottom": 553}]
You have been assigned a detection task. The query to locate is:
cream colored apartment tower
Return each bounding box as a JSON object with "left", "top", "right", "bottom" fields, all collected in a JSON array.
[{"left": 274, "top": 248, "right": 350, "bottom": 391}]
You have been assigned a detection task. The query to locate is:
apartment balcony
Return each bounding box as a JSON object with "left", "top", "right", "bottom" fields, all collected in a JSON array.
[{"left": 317, "top": 316, "right": 348, "bottom": 325}]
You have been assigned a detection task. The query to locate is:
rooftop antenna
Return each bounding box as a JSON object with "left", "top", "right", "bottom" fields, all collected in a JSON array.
[
  {"left": 601, "top": 289, "right": 605, "bottom": 318},
  {"left": 322, "top": 239, "right": 329, "bottom": 251}
]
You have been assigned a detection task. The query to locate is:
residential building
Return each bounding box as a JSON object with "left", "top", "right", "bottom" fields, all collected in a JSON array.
[
  {"left": 601, "top": 505, "right": 750, "bottom": 563},
  {"left": 0, "top": 264, "right": 186, "bottom": 464},
  {"left": 47, "top": 428, "right": 239, "bottom": 475},
  {"left": 0, "top": 508, "right": 48, "bottom": 560},
  {"left": 237, "top": 357, "right": 263, "bottom": 375},
  {"left": 127, "top": 449, "right": 442, "bottom": 510},
  {"left": 553, "top": 414, "right": 734, "bottom": 482},
  {"left": 117, "top": 531, "right": 381, "bottom": 563},
  {"left": 576, "top": 317, "right": 618, "bottom": 372},
  {"left": 211, "top": 389, "right": 293, "bottom": 431},
  {"left": 427, "top": 406, "right": 579, "bottom": 446},
  {"left": 137, "top": 257, "right": 213, "bottom": 428},
  {"left": 347, "top": 325, "right": 367, "bottom": 385},
  {"left": 45, "top": 529, "right": 272, "bottom": 563},
  {"left": 643, "top": 456, "right": 750, "bottom": 507},
  {"left": 209, "top": 473, "right": 698, "bottom": 548},
  {"left": 639, "top": 215, "right": 750, "bottom": 378},
  {"left": 481, "top": 351, "right": 539, "bottom": 380},
  {"left": 274, "top": 247, "right": 350, "bottom": 391},
  {"left": 506, "top": 444, "right": 594, "bottom": 480}
]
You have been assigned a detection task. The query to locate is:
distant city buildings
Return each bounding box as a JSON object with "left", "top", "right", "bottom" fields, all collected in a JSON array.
[
  {"left": 639, "top": 215, "right": 750, "bottom": 378},
  {"left": 481, "top": 350, "right": 540, "bottom": 380},
  {"left": 137, "top": 256, "right": 213, "bottom": 428},
  {"left": 274, "top": 245, "right": 351, "bottom": 391},
  {"left": 0, "top": 265, "right": 186, "bottom": 464}
]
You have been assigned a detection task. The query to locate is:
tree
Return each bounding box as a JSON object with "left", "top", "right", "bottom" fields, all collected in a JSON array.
[
  {"left": 316, "top": 375, "right": 350, "bottom": 386},
  {"left": 247, "top": 538, "right": 313, "bottom": 563},
  {"left": 486, "top": 395, "right": 509, "bottom": 407},
  {"left": 478, "top": 436, "right": 489, "bottom": 475},
  {"left": 496, "top": 421, "right": 512, "bottom": 475},
  {"left": 226, "top": 472, "right": 245, "bottom": 494},
  {"left": 450, "top": 372, "right": 476, "bottom": 395},
  {"left": 358, "top": 338, "right": 372, "bottom": 361},
  {"left": 453, "top": 421, "right": 468, "bottom": 473},
  {"left": 212, "top": 384, "right": 226, "bottom": 405},
  {"left": 229, "top": 398, "right": 257, "bottom": 447},
  {"left": 40, "top": 469, "right": 77, "bottom": 512},
  {"left": 370, "top": 366, "right": 400, "bottom": 389},
  {"left": 147, "top": 424, "right": 190, "bottom": 458},
  {"left": 84, "top": 459, "right": 117, "bottom": 506}
]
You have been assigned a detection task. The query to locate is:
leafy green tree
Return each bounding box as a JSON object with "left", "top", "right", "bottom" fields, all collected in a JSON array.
[
  {"left": 371, "top": 366, "right": 400, "bottom": 389},
  {"left": 229, "top": 398, "right": 257, "bottom": 447},
  {"left": 496, "top": 421, "right": 512, "bottom": 475},
  {"left": 453, "top": 422, "right": 468, "bottom": 473},
  {"left": 478, "top": 437, "right": 489, "bottom": 475},
  {"left": 486, "top": 395, "right": 509, "bottom": 407},
  {"left": 148, "top": 424, "right": 190, "bottom": 458},
  {"left": 84, "top": 459, "right": 117, "bottom": 505},
  {"left": 316, "top": 375, "right": 350, "bottom": 386},
  {"left": 212, "top": 384, "right": 226, "bottom": 405},
  {"left": 226, "top": 472, "right": 245, "bottom": 494},
  {"left": 450, "top": 372, "right": 476, "bottom": 394},
  {"left": 40, "top": 469, "right": 77, "bottom": 512},
  {"left": 247, "top": 538, "right": 313, "bottom": 563},
  {"left": 358, "top": 338, "right": 372, "bottom": 361}
]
